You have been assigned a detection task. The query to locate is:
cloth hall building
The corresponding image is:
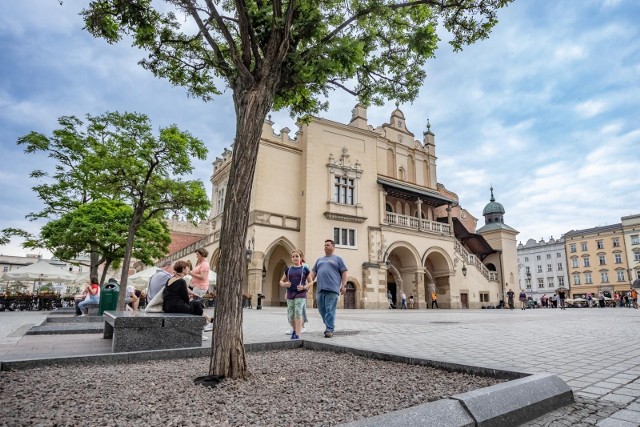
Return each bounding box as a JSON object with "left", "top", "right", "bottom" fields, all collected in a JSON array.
[{"left": 186, "top": 105, "right": 519, "bottom": 309}]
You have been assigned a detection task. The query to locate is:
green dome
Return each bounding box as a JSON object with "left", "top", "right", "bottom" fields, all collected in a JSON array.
[
  {"left": 483, "top": 201, "right": 505, "bottom": 215},
  {"left": 482, "top": 186, "right": 505, "bottom": 215}
]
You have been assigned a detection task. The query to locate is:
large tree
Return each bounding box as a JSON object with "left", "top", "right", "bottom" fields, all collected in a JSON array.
[{"left": 82, "top": 0, "right": 512, "bottom": 378}]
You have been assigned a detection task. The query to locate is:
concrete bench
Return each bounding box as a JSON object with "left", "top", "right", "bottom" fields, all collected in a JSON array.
[{"left": 102, "top": 311, "right": 205, "bottom": 353}]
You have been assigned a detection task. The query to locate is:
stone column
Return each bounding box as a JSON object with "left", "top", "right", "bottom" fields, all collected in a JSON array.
[
  {"left": 379, "top": 188, "right": 387, "bottom": 224},
  {"left": 416, "top": 198, "right": 423, "bottom": 229},
  {"left": 415, "top": 267, "right": 426, "bottom": 309}
]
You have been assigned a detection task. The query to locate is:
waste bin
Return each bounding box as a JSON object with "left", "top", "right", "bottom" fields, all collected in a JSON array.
[{"left": 98, "top": 280, "right": 120, "bottom": 315}]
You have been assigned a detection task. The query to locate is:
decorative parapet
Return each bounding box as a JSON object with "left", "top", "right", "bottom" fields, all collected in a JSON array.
[
  {"left": 324, "top": 212, "right": 367, "bottom": 223},
  {"left": 249, "top": 210, "right": 300, "bottom": 231}
]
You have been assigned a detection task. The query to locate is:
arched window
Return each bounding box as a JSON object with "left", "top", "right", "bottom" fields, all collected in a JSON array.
[
  {"left": 386, "top": 203, "right": 393, "bottom": 213},
  {"left": 398, "top": 167, "right": 405, "bottom": 181},
  {"left": 407, "top": 155, "right": 415, "bottom": 183},
  {"left": 386, "top": 149, "right": 395, "bottom": 178}
]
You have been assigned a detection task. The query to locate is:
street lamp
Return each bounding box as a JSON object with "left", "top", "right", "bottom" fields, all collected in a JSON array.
[{"left": 461, "top": 263, "right": 467, "bottom": 277}]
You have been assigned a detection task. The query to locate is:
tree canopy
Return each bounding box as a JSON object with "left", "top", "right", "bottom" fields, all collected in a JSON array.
[
  {"left": 28, "top": 199, "right": 171, "bottom": 286},
  {"left": 82, "top": 0, "right": 513, "bottom": 378}
]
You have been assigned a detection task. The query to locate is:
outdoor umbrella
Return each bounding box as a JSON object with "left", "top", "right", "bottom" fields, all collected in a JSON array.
[
  {"left": 127, "top": 266, "right": 162, "bottom": 289},
  {"left": 1, "top": 260, "right": 78, "bottom": 283}
]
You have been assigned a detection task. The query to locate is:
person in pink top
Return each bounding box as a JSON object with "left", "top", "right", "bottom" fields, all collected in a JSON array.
[{"left": 190, "top": 248, "right": 210, "bottom": 297}]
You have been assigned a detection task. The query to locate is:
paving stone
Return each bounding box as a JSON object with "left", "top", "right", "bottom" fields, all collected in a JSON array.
[
  {"left": 609, "top": 409, "right": 640, "bottom": 424},
  {"left": 600, "top": 394, "right": 636, "bottom": 404}
]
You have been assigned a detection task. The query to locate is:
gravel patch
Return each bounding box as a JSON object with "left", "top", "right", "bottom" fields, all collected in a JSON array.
[{"left": 0, "top": 349, "right": 503, "bottom": 426}]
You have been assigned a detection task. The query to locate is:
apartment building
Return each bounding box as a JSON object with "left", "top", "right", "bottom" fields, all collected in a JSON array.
[
  {"left": 564, "top": 224, "right": 629, "bottom": 297},
  {"left": 517, "top": 237, "right": 569, "bottom": 301},
  {"left": 622, "top": 214, "right": 640, "bottom": 282}
]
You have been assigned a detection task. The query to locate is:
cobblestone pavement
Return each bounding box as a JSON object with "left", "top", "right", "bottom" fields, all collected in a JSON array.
[{"left": 2, "top": 307, "right": 640, "bottom": 425}]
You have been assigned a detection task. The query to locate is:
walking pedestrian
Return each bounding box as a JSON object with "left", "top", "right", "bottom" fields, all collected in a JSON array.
[
  {"left": 431, "top": 291, "right": 438, "bottom": 309},
  {"left": 401, "top": 292, "right": 407, "bottom": 309},
  {"left": 558, "top": 290, "right": 566, "bottom": 310},
  {"left": 408, "top": 295, "right": 414, "bottom": 309},
  {"left": 506, "top": 288, "right": 515, "bottom": 310},
  {"left": 519, "top": 289, "right": 527, "bottom": 310},
  {"left": 279, "top": 249, "right": 312, "bottom": 340},
  {"left": 309, "top": 240, "right": 348, "bottom": 338}
]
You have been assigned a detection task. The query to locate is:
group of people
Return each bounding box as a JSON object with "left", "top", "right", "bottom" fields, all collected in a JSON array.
[
  {"left": 506, "top": 288, "right": 568, "bottom": 310},
  {"left": 279, "top": 239, "right": 348, "bottom": 339},
  {"left": 147, "top": 248, "right": 214, "bottom": 338}
]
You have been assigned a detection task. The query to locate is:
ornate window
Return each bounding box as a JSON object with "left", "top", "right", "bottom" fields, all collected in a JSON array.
[{"left": 334, "top": 177, "right": 355, "bottom": 205}]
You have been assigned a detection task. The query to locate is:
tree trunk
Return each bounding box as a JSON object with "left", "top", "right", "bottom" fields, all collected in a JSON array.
[
  {"left": 209, "top": 83, "right": 276, "bottom": 379},
  {"left": 116, "top": 210, "right": 141, "bottom": 310}
]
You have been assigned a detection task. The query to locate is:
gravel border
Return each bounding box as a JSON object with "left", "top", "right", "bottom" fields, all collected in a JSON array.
[{"left": 0, "top": 348, "right": 504, "bottom": 426}]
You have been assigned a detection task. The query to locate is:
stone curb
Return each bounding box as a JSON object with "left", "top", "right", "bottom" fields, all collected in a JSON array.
[{"left": 0, "top": 339, "right": 573, "bottom": 426}]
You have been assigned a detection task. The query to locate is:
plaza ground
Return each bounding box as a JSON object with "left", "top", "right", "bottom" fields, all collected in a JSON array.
[{"left": 1, "top": 307, "right": 640, "bottom": 426}]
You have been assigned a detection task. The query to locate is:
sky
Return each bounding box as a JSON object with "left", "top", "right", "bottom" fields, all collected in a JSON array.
[{"left": 1, "top": 0, "right": 639, "bottom": 258}]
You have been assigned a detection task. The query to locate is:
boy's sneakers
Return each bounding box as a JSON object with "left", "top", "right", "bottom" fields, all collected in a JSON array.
[
  {"left": 285, "top": 328, "right": 293, "bottom": 335},
  {"left": 324, "top": 331, "right": 333, "bottom": 338},
  {"left": 291, "top": 333, "right": 300, "bottom": 340},
  {"left": 203, "top": 323, "right": 213, "bottom": 332}
]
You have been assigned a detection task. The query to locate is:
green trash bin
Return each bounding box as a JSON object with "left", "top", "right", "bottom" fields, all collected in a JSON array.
[{"left": 98, "top": 279, "right": 120, "bottom": 315}]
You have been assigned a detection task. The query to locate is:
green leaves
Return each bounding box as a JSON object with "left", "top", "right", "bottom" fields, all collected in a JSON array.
[
  {"left": 13, "top": 111, "right": 210, "bottom": 273},
  {"left": 81, "top": 0, "right": 513, "bottom": 116}
]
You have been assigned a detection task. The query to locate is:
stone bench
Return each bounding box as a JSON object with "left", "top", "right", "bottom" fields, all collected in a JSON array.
[{"left": 102, "top": 311, "right": 205, "bottom": 353}]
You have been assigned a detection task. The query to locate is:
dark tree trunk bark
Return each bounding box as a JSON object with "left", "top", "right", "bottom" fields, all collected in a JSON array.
[
  {"left": 209, "top": 82, "right": 277, "bottom": 379},
  {"left": 116, "top": 209, "right": 142, "bottom": 310}
]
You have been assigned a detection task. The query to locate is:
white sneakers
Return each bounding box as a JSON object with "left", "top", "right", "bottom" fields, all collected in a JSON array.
[
  {"left": 285, "top": 327, "right": 306, "bottom": 335},
  {"left": 204, "top": 323, "right": 213, "bottom": 332}
]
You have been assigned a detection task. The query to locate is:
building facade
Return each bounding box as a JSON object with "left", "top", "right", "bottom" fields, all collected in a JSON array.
[
  {"left": 563, "top": 224, "right": 630, "bottom": 297},
  {"left": 621, "top": 214, "right": 640, "bottom": 283},
  {"left": 192, "top": 104, "right": 519, "bottom": 309},
  {"left": 517, "top": 237, "right": 569, "bottom": 301}
]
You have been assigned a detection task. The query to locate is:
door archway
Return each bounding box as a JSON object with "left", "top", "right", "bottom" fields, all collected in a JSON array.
[{"left": 344, "top": 282, "right": 356, "bottom": 309}]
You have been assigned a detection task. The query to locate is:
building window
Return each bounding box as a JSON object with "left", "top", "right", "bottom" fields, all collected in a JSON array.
[
  {"left": 596, "top": 240, "right": 604, "bottom": 249},
  {"left": 631, "top": 235, "right": 639, "bottom": 245},
  {"left": 333, "top": 227, "right": 356, "bottom": 248},
  {"left": 581, "top": 243, "right": 588, "bottom": 251},
  {"left": 215, "top": 187, "right": 226, "bottom": 216},
  {"left": 547, "top": 264, "right": 552, "bottom": 272},
  {"left": 525, "top": 266, "right": 530, "bottom": 274},
  {"left": 538, "top": 279, "right": 544, "bottom": 288},
  {"left": 635, "top": 251, "right": 640, "bottom": 262},
  {"left": 585, "top": 273, "right": 592, "bottom": 284},
  {"left": 558, "top": 276, "right": 565, "bottom": 286},
  {"left": 601, "top": 272, "right": 609, "bottom": 283},
  {"left": 334, "top": 176, "right": 355, "bottom": 205},
  {"left": 537, "top": 265, "right": 542, "bottom": 273},
  {"left": 524, "top": 257, "right": 529, "bottom": 262},
  {"left": 599, "top": 255, "right": 606, "bottom": 265},
  {"left": 2, "top": 266, "right": 8, "bottom": 272},
  {"left": 617, "top": 271, "right": 625, "bottom": 282},
  {"left": 612, "top": 238, "right": 620, "bottom": 247},
  {"left": 526, "top": 283, "right": 532, "bottom": 289},
  {"left": 583, "top": 257, "right": 590, "bottom": 267},
  {"left": 480, "top": 292, "right": 490, "bottom": 302},
  {"left": 547, "top": 277, "right": 554, "bottom": 287},
  {"left": 557, "top": 252, "right": 562, "bottom": 258},
  {"left": 536, "top": 255, "right": 541, "bottom": 261},
  {"left": 570, "top": 244, "right": 577, "bottom": 253},
  {"left": 572, "top": 258, "right": 579, "bottom": 268},
  {"left": 546, "top": 254, "right": 551, "bottom": 259},
  {"left": 557, "top": 263, "right": 563, "bottom": 271},
  {"left": 614, "top": 254, "right": 622, "bottom": 264},
  {"left": 573, "top": 274, "right": 581, "bottom": 285}
]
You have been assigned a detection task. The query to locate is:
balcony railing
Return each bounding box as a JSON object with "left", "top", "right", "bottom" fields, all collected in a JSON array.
[
  {"left": 384, "top": 212, "right": 450, "bottom": 235},
  {"left": 454, "top": 241, "right": 492, "bottom": 280}
]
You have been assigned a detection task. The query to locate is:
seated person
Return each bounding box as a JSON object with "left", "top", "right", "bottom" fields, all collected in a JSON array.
[
  {"left": 163, "top": 261, "right": 212, "bottom": 325},
  {"left": 76, "top": 277, "right": 100, "bottom": 316},
  {"left": 125, "top": 284, "right": 140, "bottom": 311}
]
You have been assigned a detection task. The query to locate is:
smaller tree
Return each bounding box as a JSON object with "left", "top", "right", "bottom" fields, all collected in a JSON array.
[
  {"left": 25, "top": 199, "right": 171, "bottom": 286},
  {"left": 83, "top": 112, "right": 210, "bottom": 309}
]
